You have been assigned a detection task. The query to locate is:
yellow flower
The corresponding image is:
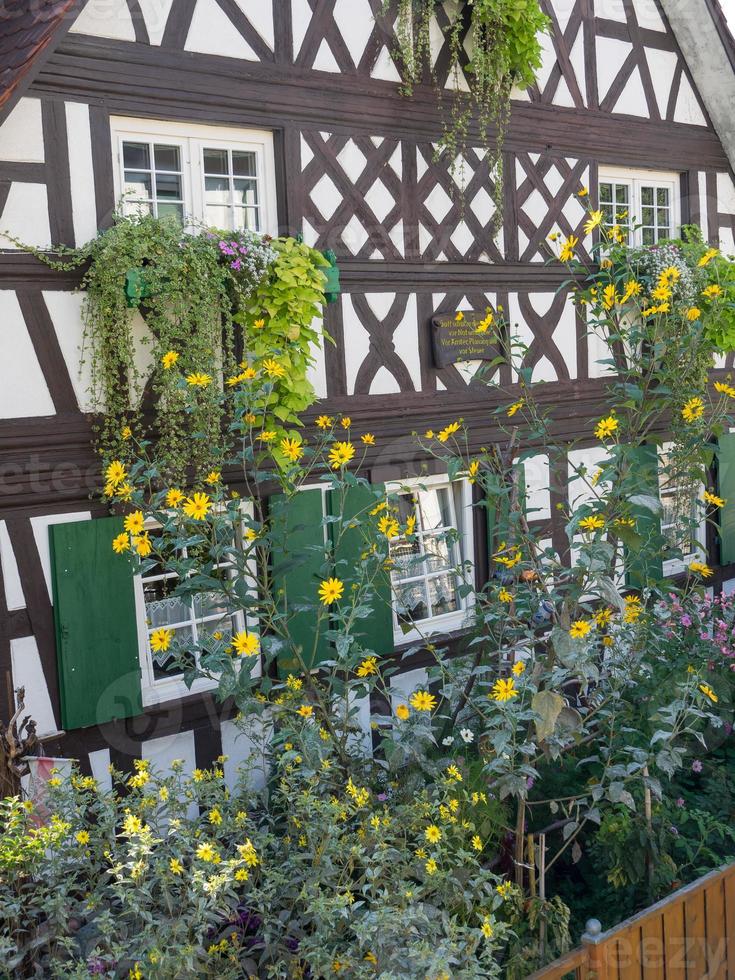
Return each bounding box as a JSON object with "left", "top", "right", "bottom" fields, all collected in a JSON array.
[
  {"left": 410, "top": 690, "right": 436, "bottom": 712},
  {"left": 548, "top": 231, "right": 559, "bottom": 241},
  {"left": 129, "top": 965, "right": 143, "bottom": 980},
  {"left": 609, "top": 224, "right": 625, "bottom": 244},
  {"left": 316, "top": 414, "right": 333, "bottom": 429},
  {"left": 446, "top": 764, "right": 462, "bottom": 782},
  {"left": 455, "top": 311, "right": 464, "bottom": 322},
  {"left": 703, "top": 284, "right": 723, "bottom": 299},
  {"left": 253, "top": 317, "right": 266, "bottom": 328},
  {"left": 340, "top": 416, "right": 351, "bottom": 429},
  {"left": 75, "top": 830, "right": 90, "bottom": 845},
  {"left": 361, "top": 432, "right": 375, "bottom": 445},
  {"left": 475, "top": 311, "right": 494, "bottom": 333},
  {"left": 715, "top": 381, "right": 735, "bottom": 398},
  {"left": 594, "top": 607, "right": 612, "bottom": 628},
  {"left": 498, "top": 588, "right": 513, "bottom": 603},
  {"left": 512, "top": 660, "right": 526, "bottom": 676},
  {"left": 280, "top": 437, "right": 303, "bottom": 463},
  {"left": 208, "top": 808, "right": 222, "bottom": 826},
  {"left": 286, "top": 674, "right": 303, "bottom": 691},
  {"left": 507, "top": 399, "right": 525, "bottom": 417},
  {"left": 150, "top": 628, "right": 173, "bottom": 653},
  {"left": 689, "top": 560, "right": 713, "bottom": 578},
  {"left": 133, "top": 533, "right": 152, "bottom": 558},
  {"left": 395, "top": 703, "right": 410, "bottom": 721},
  {"left": 686, "top": 307, "right": 701, "bottom": 321},
  {"left": 594, "top": 416, "right": 618, "bottom": 440},
  {"left": 232, "top": 631, "right": 259, "bottom": 657},
  {"left": 623, "top": 595, "right": 643, "bottom": 624},
  {"left": 651, "top": 284, "right": 672, "bottom": 302},
  {"left": 364, "top": 952, "right": 377, "bottom": 965},
  {"left": 602, "top": 284, "right": 618, "bottom": 310},
  {"left": 570, "top": 619, "right": 592, "bottom": 639},
  {"left": 124, "top": 510, "right": 144, "bottom": 535},
  {"left": 183, "top": 492, "right": 211, "bottom": 520},
  {"left": 235, "top": 868, "right": 249, "bottom": 881},
  {"left": 621, "top": 280, "right": 642, "bottom": 302},
  {"left": 165, "top": 488, "right": 184, "bottom": 508},
  {"left": 698, "top": 248, "right": 719, "bottom": 266},
  {"left": 116, "top": 482, "right": 133, "bottom": 502},
  {"left": 583, "top": 210, "right": 603, "bottom": 235},
  {"left": 356, "top": 656, "right": 379, "bottom": 677},
  {"left": 121, "top": 425, "right": 133, "bottom": 441},
  {"left": 559, "top": 234, "right": 578, "bottom": 262},
  {"left": 681, "top": 397, "right": 704, "bottom": 423},
  {"left": 699, "top": 683, "right": 718, "bottom": 703},
  {"left": 328, "top": 441, "right": 355, "bottom": 469},
  {"left": 298, "top": 705, "right": 314, "bottom": 719},
  {"left": 471, "top": 835, "right": 482, "bottom": 851},
  {"left": 205, "top": 470, "right": 220, "bottom": 485},
  {"left": 262, "top": 358, "right": 286, "bottom": 378},
  {"left": 195, "top": 842, "right": 220, "bottom": 863},
  {"left": 579, "top": 515, "right": 605, "bottom": 532},
  {"left": 377, "top": 515, "right": 400, "bottom": 539},
  {"left": 425, "top": 858, "right": 438, "bottom": 875},
  {"left": 705, "top": 490, "right": 725, "bottom": 507},
  {"left": 258, "top": 431, "right": 277, "bottom": 443},
  {"left": 169, "top": 858, "right": 183, "bottom": 875},
  {"left": 162, "top": 350, "right": 179, "bottom": 369},
  {"left": 186, "top": 372, "right": 212, "bottom": 387},
  {"left": 578, "top": 186, "right": 589, "bottom": 197},
  {"left": 497, "top": 881, "right": 512, "bottom": 898},
  {"left": 437, "top": 421, "right": 461, "bottom": 443},
  {"left": 425, "top": 824, "right": 442, "bottom": 844},
  {"left": 424, "top": 429, "right": 434, "bottom": 439},
  {"left": 319, "top": 577, "right": 344, "bottom": 605},
  {"left": 112, "top": 532, "right": 130, "bottom": 554},
  {"left": 490, "top": 678, "right": 517, "bottom": 702},
  {"left": 481, "top": 918, "right": 494, "bottom": 939}
]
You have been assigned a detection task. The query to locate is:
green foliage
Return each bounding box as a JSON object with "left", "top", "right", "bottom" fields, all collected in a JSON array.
[{"left": 390, "top": 0, "right": 549, "bottom": 216}]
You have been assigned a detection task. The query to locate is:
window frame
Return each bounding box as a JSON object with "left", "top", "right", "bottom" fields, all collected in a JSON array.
[
  {"left": 658, "top": 442, "right": 707, "bottom": 577},
  {"left": 110, "top": 116, "right": 278, "bottom": 236},
  {"left": 134, "top": 502, "right": 257, "bottom": 707},
  {"left": 385, "top": 473, "right": 475, "bottom": 644},
  {"left": 598, "top": 166, "right": 681, "bottom": 246}
]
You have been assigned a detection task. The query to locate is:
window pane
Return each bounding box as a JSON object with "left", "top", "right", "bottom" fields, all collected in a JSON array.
[
  {"left": 154, "top": 144, "right": 181, "bottom": 172},
  {"left": 233, "top": 151, "right": 257, "bottom": 177},
  {"left": 157, "top": 202, "right": 184, "bottom": 221},
  {"left": 193, "top": 590, "right": 232, "bottom": 620},
  {"left": 416, "top": 488, "right": 452, "bottom": 531},
  {"left": 656, "top": 187, "right": 670, "bottom": 207},
  {"left": 233, "top": 207, "right": 260, "bottom": 231},
  {"left": 123, "top": 142, "right": 150, "bottom": 170},
  {"left": 428, "top": 574, "right": 459, "bottom": 617},
  {"left": 394, "top": 581, "right": 429, "bottom": 624},
  {"left": 615, "top": 184, "right": 629, "bottom": 205},
  {"left": 144, "top": 588, "right": 190, "bottom": 629},
  {"left": 657, "top": 208, "right": 670, "bottom": 231},
  {"left": 155, "top": 172, "right": 182, "bottom": 200},
  {"left": 205, "top": 175, "right": 231, "bottom": 205},
  {"left": 234, "top": 178, "right": 258, "bottom": 207},
  {"left": 422, "top": 533, "right": 452, "bottom": 573},
  {"left": 203, "top": 148, "right": 229, "bottom": 174},
  {"left": 122, "top": 199, "right": 153, "bottom": 217},
  {"left": 641, "top": 206, "right": 655, "bottom": 225},
  {"left": 124, "top": 171, "right": 152, "bottom": 199},
  {"left": 599, "top": 183, "right": 612, "bottom": 204},
  {"left": 207, "top": 204, "right": 232, "bottom": 229},
  {"left": 640, "top": 186, "right": 654, "bottom": 206},
  {"left": 642, "top": 227, "right": 655, "bottom": 245}
]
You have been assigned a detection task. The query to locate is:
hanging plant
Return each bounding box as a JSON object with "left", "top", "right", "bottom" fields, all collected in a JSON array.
[{"left": 389, "top": 0, "right": 549, "bottom": 219}]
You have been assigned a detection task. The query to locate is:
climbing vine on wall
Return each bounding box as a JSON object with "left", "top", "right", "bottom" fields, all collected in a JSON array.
[{"left": 390, "top": 0, "right": 549, "bottom": 218}]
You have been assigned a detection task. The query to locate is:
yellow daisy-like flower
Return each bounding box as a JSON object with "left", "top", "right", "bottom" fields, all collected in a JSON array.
[
  {"left": 578, "top": 186, "right": 589, "bottom": 197},
  {"left": 583, "top": 210, "right": 603, "bottom": 235},
  {"left": 689, "top": 560, "right": 713, "bottom": 578},
  {"left": 489, "top": 678, "right": 517, "bottom": 702},
  {"left": 232, "top": 631, "right": 259, "bottom": 657},
  {"left": 182, "top": 492, "right": 212, "bottom": 520},
  {"left": 169, "top": 858, "right": 183, "bottom": 875},
  {"left": 121, "top": 425, "right": 133, "bottom": 441},
  {"left": 133, "top": 533, "right": 152, "bottom": 557},
  {"left": 579, "top": 515, "right": 605, "bottom": 532},
  {"left": 686, "top": 307, "right": 701, "bottom": 321},
  {"left": 594, "top": 607, "right": 612, "bottom": 628},
  {"left": 328, "top": 441, "right": 355, "bottom": 469},
  {"left": 150, "top": 628, "right": 173, "bottom": 653},
  {"left": 507, "top": 399, "right": 525, "bottom": 417},
  {"left": 594, "top": 415, "right": 618, "bottom": 440},
  {"left": 253, "top": 318, "right": 266, "bottom": 328},
  {"left": 602, "top": 284, "right": 618, "bottom": 310},
  {"left": 410, "top": 690, "right": 437, "bottom": 712},
  {"left": 497, "top": 881, "right": 512, "bottom": 898},
  {"left": 703, "top": 284, "right": 723, "bottom": 299},
  {"left": 116, "top": 482, "right": 133, "bottom": 502},
  {"left": 651, "top": 284, "right": 672, "bottom": 302},
  {"left": 395, "top": 703, "right": 410, "bottom": 721},
  {"left": 186, "top": 372, "right": 212, "bottom": 388},
  {"left": 424, "top": 429, "right": 434, "bottom": 439},
  {"left": 559, "top": 234, "right": 578, "bottom": 263},
  {"left": 258, "top": 431, "right": 277, "bottom": 443},
  {"left": 714, "top": 381, "right": 735, "bottom": 398},
  {"left": 112, "top": 532, "right": 130, "bottom": 554},
  {"left": 319, "top": 577, "right": 344, "bottom": 605},
  {"left": 425, "top": 824, "right": 442, "bottom": 844},
  {"left": 105, "top": 459, "right": 127, "bottom": 486},
  {"left": 340, "top": 417, "right": 351, "bottom": 429},
  {"left": 280, "top": 437, "right": 303, "bottom": 463},
  {"left": 437, "top": 421, "right": 461, "bottom": 443},
  {"left": 316, "top": 415, "right": 333, "bottom": 429},
  {"left": 297, "top": 705, "right": 314, "bottom": 719},
  {"left": 165, "top": 488, "right": 184, "bottom": 508},
  {"left": 681, "top": 397, "right": 704, "bottom": 423},
  {"left": 481, "top": 919, "right": 494, "bottom": 939},
  {"left": 425, "top": 858, "right": 438, "bottom": 875},
  {"left": 698, "top": 248, "right": 719, "bottom": 267},
  {"left": 498, "top": 588, "right": 513, "bottom": 603},
  {"left": 361, "top": 432, "right": 375, "bottom": 445},
  {"left": 205, "top": 470, "right": 220, "bottom": 485},
  {"left": 377, "top": 514, "right": 400, "bottom": 539},
  {"left": 196, "top": 842, "right": 220, "bottom": 863},
  {"left": 124, "top": 510, "right": 144, "bottom": 535},
  {"left": 569, "top": 619, "right": 592, "bottom": 639},
  {"left": 699, "top": 683, "right": 718, "bottom": 703},
  {"left": 162, "top": 350, "right": 179, "bottom": 369},
  {"left": 356, "top": 656, "right": 379, "bottom": 677},
  {"left": 621, "top": 280, "right": 642, "bottom": 302},
  {"left": 512, "top": 660, "right": 526, "bottom": 676},
  {"left": 75, "top": 829, "right": 90, "bottom": 845},
  {"left": 262, "top": 358, "right": 286, "bottom": 379},
  {"left": 471, "top": 835, "right": 483, "bottom": 851},
  {"left": 455, "top": 311, "right": 464, "bottom": 322},
  {"left": 704, "top": 490, "right": 725, "bottom": 507}
]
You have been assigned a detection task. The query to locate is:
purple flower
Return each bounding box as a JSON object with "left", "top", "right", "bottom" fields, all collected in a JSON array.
[
  {"left": 377, "top": 792, "right": 387, "bottom": 801},
  {"left": 692, "top": 759, "right": 703, "bottom": 773},
  {"left": 680, "top": 615, "right": 692, "bottom": 627},
  {"left": 87, "top": 958, "right": 114, "bottom": 975},
  {"left": 526, "top": 776, "right": 535, "bottom": 790},
  {"left": 676, "top": 797, "right": 685, "bottom": 808},
  {"left": 231, "top": 259, "right": 243, "bottom": 271},
  {"left": 670, "top": 825, "right": 679, "bottom": 836}
]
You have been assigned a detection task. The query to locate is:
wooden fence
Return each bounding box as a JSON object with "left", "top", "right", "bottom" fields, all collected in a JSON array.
[{"left": 528, "top": 862, "right": 735, "bottom": 979}]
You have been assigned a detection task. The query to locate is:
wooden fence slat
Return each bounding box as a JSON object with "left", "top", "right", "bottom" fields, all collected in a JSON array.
[
  {"left": 524, "top": 947, "right": 587, "bottom": 980},
  {"left": 662, "top": 900, "right": 687, "bottom": 980},
  {"left": 617, "top": 924, "right": 642, "bottom": 980},
  {"left": 640, "top": 911, "right": 665, "bottom": 980},
  {"left": 724, "top": 866, "right": 735, "bottom": 979},
  {"left": 684, "top": 887, "right": 708, "bottom": 979},
  {"left": 705, "top": 880, "right": 728, "bottom": 980}
]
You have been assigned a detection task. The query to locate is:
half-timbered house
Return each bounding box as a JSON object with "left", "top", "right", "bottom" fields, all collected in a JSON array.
[{"left": 1, "top": 0, "right": 735, "bottom": 783}]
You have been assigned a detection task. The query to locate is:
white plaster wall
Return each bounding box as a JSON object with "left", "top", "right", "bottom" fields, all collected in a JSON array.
[
  {"left": 43, "top": 291, "right": 94, "bottom": 412},
  {"left": 65, "top": 102, "right": 98, "bottom": 246},
  {"left": 30, "top": 511, "right": 92, "bottom": 602},
  {"left": 0, "top": 183, "right": 51, "bottom": 250},
  {"left": 185, "top": 0, "right": 260, "bottom": 59},
  {"left": 0, "top": 98, "right": 44, "bottom": 162},
  {"left": 0, "top": 291, "right": 55, "bottom": 417},
  {"left": 11, "top": 636, "right": 58, "bottom": 737},
  {"left": 70, "top": 0, "right": 136, "bottom": 40},
  {"left": 0, "top": 521, "right": 25, "bottom": 610}
]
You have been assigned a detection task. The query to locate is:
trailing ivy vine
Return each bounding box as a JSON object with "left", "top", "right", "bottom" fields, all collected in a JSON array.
[{"left": 390, "top": 0, "right": 549, "bottom": 218}]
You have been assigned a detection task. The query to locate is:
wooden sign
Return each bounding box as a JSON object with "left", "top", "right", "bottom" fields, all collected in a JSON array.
[{"left": 430, "top": 311, "right": 501, "bottom": 368}]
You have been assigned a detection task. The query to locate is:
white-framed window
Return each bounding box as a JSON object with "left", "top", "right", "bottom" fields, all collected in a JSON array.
[
  {"left": 598, "top": 167, "right": 680, "bottom": 245},
  {"left": 134, "top": 506, "right": 256, "bottom": 706},
  {"left": 386, "top": 474, "right": 474, "bottom": 642},
  {"left": 110, "top": 116, "right": 278, "bottom": 235},
  {"left": 658, "top": 443, "right": 706, "bottom": 576}
]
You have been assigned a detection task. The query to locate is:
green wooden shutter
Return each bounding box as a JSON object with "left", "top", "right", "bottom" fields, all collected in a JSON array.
[
  {"left": 270, "top": 488, "right": 330, "bottom": 674},
  {"left": 625, "top": 444, "right": 663, "bottom": 587},
  {"left": 330, "top": 482, "right": 394, "bottom": 656},
  {"left": 50, "top": 516, "right": 142, "bottom": 730},
  {"left": 717, "top": 433, "right": 735, "bottom": 565},
  {"left": 486, "top": 464, "right": 525, "bottom": 578}
]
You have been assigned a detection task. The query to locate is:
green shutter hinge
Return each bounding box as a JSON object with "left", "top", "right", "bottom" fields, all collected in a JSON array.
[
  {"left": 124, "top": 268, "right": 154, "bottom": 308},
  {"left": 322, "top": 248, "right": 340, "bottom": 304}
]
